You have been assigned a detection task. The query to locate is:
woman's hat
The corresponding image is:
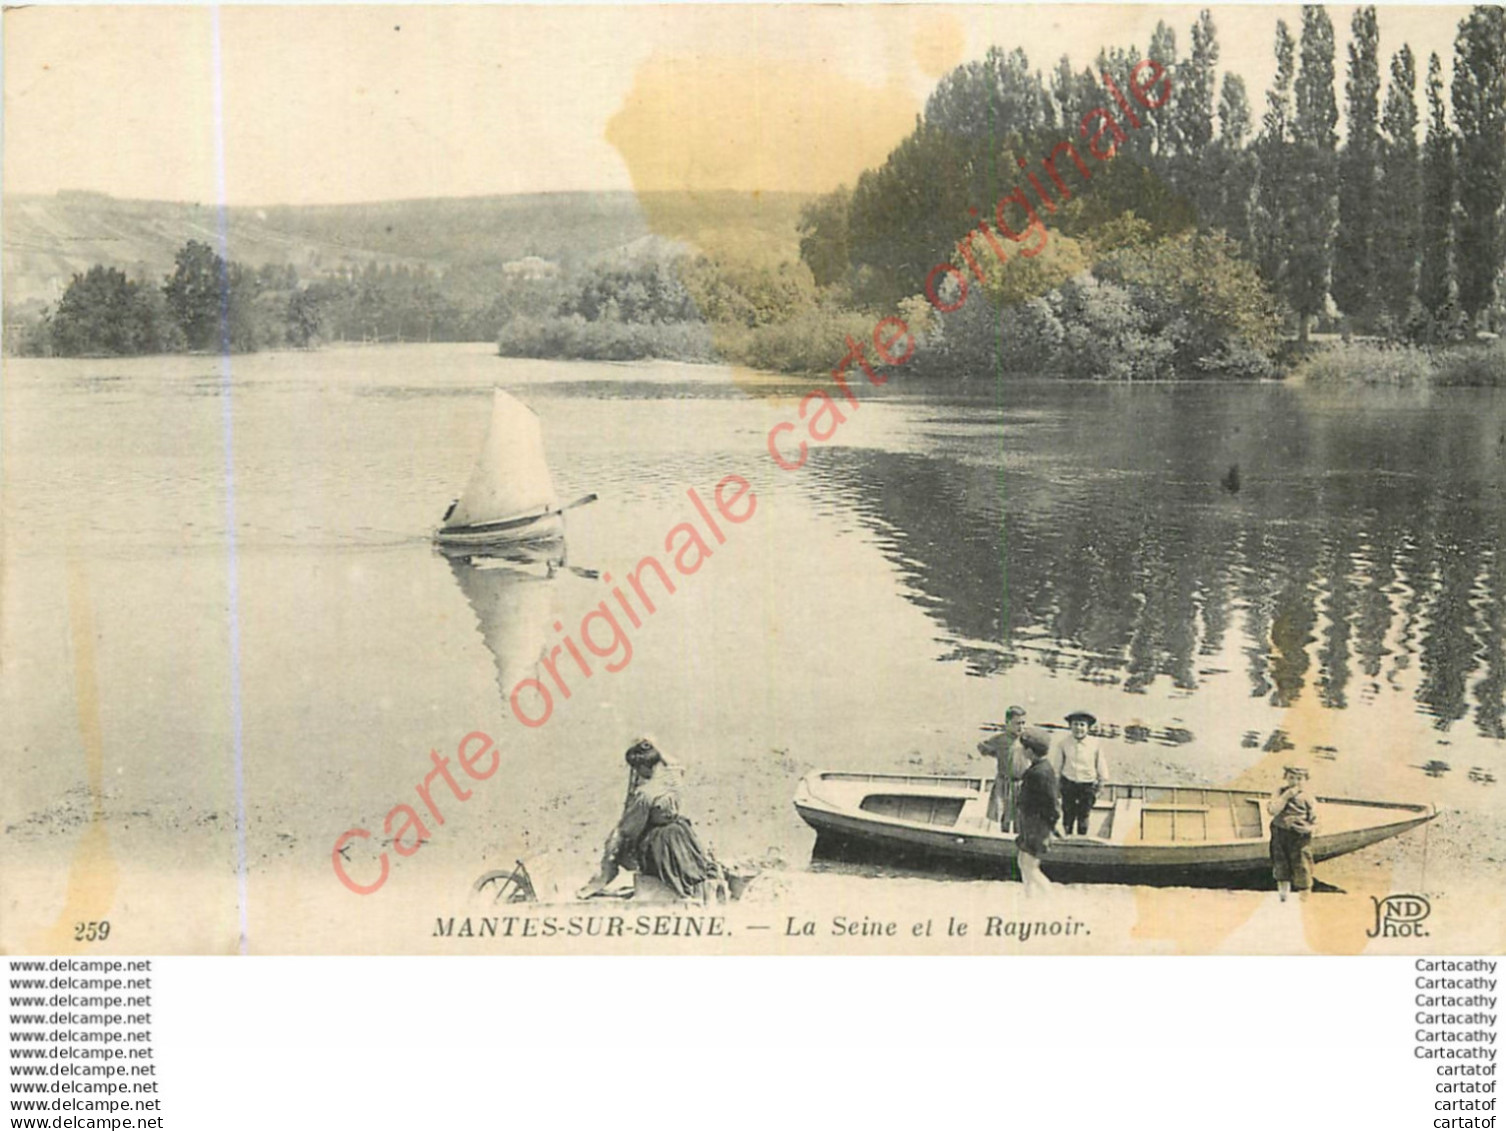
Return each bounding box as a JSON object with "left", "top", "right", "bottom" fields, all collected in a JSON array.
[{"left": 1065, "top": 709, "right": 1097, "bottom": 726}]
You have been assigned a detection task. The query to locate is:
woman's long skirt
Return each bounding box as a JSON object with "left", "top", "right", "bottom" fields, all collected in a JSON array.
[{"left": 639, "top": 818, "right": 718, "bottom": 898}]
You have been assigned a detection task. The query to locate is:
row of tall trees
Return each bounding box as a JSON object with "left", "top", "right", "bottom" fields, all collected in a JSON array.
[
  {"left": 1278, "top": 4, "right": 1506, "bottom": 339},
  {"left": 799, "top": 5, "right": 1506, "bottom": 345}
]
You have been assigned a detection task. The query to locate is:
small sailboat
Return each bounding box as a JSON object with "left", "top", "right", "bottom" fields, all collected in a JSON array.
[{"left": 435, "top": 388, "right": 595, "bottom": 549}]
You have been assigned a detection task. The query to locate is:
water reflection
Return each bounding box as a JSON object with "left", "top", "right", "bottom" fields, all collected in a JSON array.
[
  {"left": 444, "top": 541, "right": 565, "bottom": 703},
  {"left": 807, "top": 387, "right": 1506, "bottom": 737}
]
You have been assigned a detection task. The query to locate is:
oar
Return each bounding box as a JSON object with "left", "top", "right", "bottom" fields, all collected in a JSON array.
[
  {"left": 550, "top": 494, "right": 598, "bottom": 577},
  {"left": 982, "top": 720, "right": 1101, "bottom": 733},
  {"left": 979, "top": 719, "right": 1175, "bottom": 743}
]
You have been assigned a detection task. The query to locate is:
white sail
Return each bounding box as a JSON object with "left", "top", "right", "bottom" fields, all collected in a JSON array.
[{"left": 448, "top": 389, "right": 559, "bottom": 529}]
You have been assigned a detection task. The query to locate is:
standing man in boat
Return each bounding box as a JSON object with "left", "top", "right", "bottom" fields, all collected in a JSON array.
[
  {"left": 1015, "top": 739, "right": 1060, "bottom": 896},
  {"left": 1050, "top": 709, "right": 1108, "bottom": 837},
  {"left": 1267, "top": 765, "right": 1318, "bottom": 902},
  {"left": 978, "top": 707, "right": 1028, "bottom": 831},
  {"left": 977, "top": 707, "right": 1051, "bottom": 832}
]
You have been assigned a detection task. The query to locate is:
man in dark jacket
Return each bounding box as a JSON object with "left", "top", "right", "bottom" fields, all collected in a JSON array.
[{"left": 1015, "top": 740, "right": 1061, "bottom": 896}]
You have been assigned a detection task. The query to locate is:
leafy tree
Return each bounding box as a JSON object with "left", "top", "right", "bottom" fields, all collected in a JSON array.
[
  {"left": 285, "top": 288, "right": 323, "bottom": 347},
  {"left": 1378, "top": 45, "right": 1422, "bottom": 329},
  {"left": 846, "top": 121, "right": 982, "bottom": 305},
  {"left": 1051, "top": 56, "right": 1100, "bottom": 131},
  {"left": 970, "top": 229, "right": 1092, "bottom": 307},
  {"left": 565, "top": 258, "right": 698, "bottom": 324},
  {"left": 224, "top": 263, "right": 268, "bottom": 352},
  {"left": 1419, "top": 52, "right": 1455, "bottom": 322},
  {"left": 924, "top": 229, "right": 1279, "bottom": 381},
  {"left": 796, "top": 188, "right": 852, "bottom": 289},
  {"left": 1334, "top": 6, "right": 1380, "bottom": 326},
  {"left": 3, "top": 303, "right": 53, "bottom": 356},
  {"left": 924, "top": 45, "right": 1050, "bottom": 142},
  {"left": 1098, "top": 230, "right": 1283, "bottom": 364},
  {"left": 162, "top": 240, "right": 229, "bottom": 351},
  {"left": 50, "top": 266, "right": 170, "bottom": 356},
  {"left": 1451, "top": 5, "right": 1506, "bottom": 326}
]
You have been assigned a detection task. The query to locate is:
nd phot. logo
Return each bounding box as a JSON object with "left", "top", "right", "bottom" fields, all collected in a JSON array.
[{"left": 1367, "top": 893, "right": 1431, "bottom": 939}]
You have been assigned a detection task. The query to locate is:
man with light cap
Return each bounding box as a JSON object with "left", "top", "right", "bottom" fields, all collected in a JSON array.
[
  {"left": 1050, "top": 709, "right": 1108, "bottom": 836},
  {"left": 1267, "top": 765, "right": 1317, "bottom": 901}
]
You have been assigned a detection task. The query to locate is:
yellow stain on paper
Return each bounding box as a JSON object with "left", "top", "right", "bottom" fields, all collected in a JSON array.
[
  {"left": 606, "top": 54, "right": 918, "bottom": 204},
  {"left": 33, "top": 558, "right": 120, "bottom": 951},
  {"left": 605, "top": 13, "right": 962, "bottom": 395},
  {"left": 911, "top": 15, "right": 966, "bottom": 79}
]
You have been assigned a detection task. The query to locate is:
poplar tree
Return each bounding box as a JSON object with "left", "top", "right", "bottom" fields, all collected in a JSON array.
[
  {"left": 1177, "top": 10, "right": 1219, "bottom": 158},
  {"left": 1378, "top": 45, "right": 1421, "bottom": 330},
  {"left": 1253, "top": 20, "right": 1298, "bottom": 292},
  {"left": 1176, "top": 10, "right": 1221, "bottom": 227},
  {"left": 1147, "top": 21, "right": 1180, "bottom": 159},
  {"left": 1419, "top": 52, "right": 1455, "bottom": 323},
  {"left": 1213, "top": 74, "right": 1255, "bottom": 249},
  {"left": 1450, "top": 5, "right": 1506, "bottom": 327},
  {"left": 1288, "top": 6, "right": 1338, "bottom": 340},
  {"left": 1219, "top": 73, "right": 1252, "bottom": 149},
  {"left": 1334, "top": 6, "right": 1380, "bottom": 327}
]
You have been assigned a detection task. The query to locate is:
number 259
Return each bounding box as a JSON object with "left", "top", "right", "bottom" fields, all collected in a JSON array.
[{"left": 74, "top": 921, "right": 110, "bottom": 942}]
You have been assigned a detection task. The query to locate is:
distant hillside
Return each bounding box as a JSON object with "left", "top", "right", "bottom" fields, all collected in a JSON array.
[{"left": 2, "top": 190, "right": 810, "bottom": 306}]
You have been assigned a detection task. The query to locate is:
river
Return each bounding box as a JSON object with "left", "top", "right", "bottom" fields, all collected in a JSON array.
[{"left": 3, "top": 343, "right": 1503, "bottom": 931}]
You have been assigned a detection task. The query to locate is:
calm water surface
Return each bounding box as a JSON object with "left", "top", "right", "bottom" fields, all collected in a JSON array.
[{"left": 4, "top": 344, "right": 1503, "bottom": 885}]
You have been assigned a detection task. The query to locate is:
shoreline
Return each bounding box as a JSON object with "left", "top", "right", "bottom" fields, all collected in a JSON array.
[{"left": 10, "top": 336, "right": 1505, "bottom": 390}]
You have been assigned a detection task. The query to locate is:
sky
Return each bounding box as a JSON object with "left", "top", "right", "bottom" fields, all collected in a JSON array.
[{"left": 1, "top": 4, "right": 1473, "bottom": 207}]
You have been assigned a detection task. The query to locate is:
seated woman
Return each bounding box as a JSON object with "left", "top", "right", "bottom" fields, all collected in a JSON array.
[{"left": 577, "top": 738, "right": 724, "bottom": 901}]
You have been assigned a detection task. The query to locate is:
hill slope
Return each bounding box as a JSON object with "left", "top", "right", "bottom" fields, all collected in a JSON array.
[{"left": 3, "top": 190, "right": 810, "bottom": 305}]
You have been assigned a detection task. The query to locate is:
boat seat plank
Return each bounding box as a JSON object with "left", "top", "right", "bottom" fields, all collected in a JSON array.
[
  {"left": 1110, "top": 798, "right": 1142, "bottom": 844},
  {"left": 1233, "top": 797, "right": 1264, "bottom": 839}
]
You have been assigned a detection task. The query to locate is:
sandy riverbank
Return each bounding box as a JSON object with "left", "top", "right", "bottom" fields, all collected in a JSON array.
[{"left": 3, "top": 726, "right": 1500, "bottom": 956}]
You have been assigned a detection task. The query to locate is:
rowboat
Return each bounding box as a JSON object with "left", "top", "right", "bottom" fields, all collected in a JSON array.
[
  {"left": 435, "top": 388, "right": 595, "bottom": 549},
  {"left": 793, "top": 771, "right": 1436, "bottom": 885}
]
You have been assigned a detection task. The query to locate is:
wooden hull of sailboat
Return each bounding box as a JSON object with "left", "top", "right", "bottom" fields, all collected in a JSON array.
[
  {"left": 793, "top": 771, "right": 1436, "bottom": 885},
  {"left": 434, "top": 510, "right": 565, "bottom": 549}
]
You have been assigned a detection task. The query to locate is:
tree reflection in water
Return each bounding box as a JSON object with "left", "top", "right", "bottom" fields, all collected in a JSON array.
[{"left": 802, "top": 384, "right": 1506, "bottom": 738}]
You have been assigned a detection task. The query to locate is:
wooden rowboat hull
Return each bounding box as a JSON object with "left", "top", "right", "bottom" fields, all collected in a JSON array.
[{"left": 793, "top": 771, "right": 1436, "bottom": 885}]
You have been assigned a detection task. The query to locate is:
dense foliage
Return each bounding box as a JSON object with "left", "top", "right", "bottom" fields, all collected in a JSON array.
[
  {"left": 797, "top": 2, "right": 1506, "bottom": 371},
  {"left": 10, "top": 5, "right": 1505, "bottom": 387}
]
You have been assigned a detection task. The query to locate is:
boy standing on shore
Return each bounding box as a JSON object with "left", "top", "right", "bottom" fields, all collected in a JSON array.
[{"left": 1267, "top": 765, "right": 1318, "bottom": 901}]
